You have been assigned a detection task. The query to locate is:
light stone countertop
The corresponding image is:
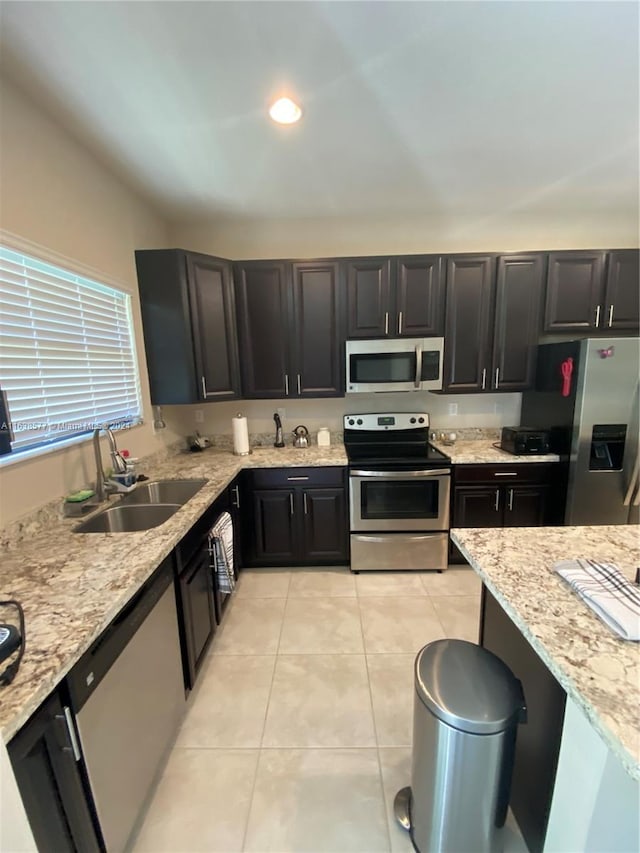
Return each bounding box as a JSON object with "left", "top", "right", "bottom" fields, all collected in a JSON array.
[
  {"left": 451, "top": 525, "right": 640, "bottom": 780},
  {"left": 433, "top": 439, "right": 560, "bottom": 465},
  {"left": 0, "top": 443, "right": 347, "bottom": 743}
]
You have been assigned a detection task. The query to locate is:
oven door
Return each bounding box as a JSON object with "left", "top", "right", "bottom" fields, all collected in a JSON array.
[
  {"left": 349, "top": 468, "right": 450, "bottom": 532},
  {"left": 346, "top": 338, "right": 443, "bottom": 393}
]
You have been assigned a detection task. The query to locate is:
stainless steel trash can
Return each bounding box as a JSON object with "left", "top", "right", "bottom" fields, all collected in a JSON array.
[{"left": 395, "top": 639, "right": 526, "bottom": 853}]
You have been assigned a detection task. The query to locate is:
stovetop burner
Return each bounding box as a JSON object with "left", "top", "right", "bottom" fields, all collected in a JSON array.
[{"left": 343, "top": 412, "right": 451, "bottom": 469}]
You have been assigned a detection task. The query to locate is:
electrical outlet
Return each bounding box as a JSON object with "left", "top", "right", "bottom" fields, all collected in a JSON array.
[
  {"left": 448, "top": 403, "right": 458, "bottom": 416},
  {"left": 494, "top": 403, "right": 503, "bottom": 414},
  {"left": 277, "top": 407, "right": 286, "bottom": 419},
  {"left": 194, "top": 409, "right": 204, "bottom": 423}
]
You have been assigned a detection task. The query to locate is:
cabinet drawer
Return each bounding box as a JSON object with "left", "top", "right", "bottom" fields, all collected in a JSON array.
[
  {"left": 250, "top": 466, "right": 345, "bottom": 489},
  {"left": 454, "top": 463, "right": 558, "bottom": 485}
]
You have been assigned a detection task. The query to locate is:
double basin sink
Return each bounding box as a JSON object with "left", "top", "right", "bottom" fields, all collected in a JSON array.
[{"left": 73, "top": 479, "right": 208, "bottom": 533}]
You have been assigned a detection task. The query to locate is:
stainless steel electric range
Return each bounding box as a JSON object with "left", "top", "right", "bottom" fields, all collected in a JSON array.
[{"left": 343, "top": 412, "right": 451, "bottom": 572}]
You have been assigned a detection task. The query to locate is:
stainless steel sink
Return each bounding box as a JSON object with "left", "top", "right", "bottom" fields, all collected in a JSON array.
[
  {"left": 74, "top": 503, "right": 182, "bottom": 533},
  {"left": 120, "top": 479, "right": 207, "bottom": 506}
]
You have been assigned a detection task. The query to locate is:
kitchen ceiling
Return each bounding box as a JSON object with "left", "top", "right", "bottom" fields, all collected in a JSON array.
[{"left": 0, "top": 1, "right": 638, "bottom": 224}]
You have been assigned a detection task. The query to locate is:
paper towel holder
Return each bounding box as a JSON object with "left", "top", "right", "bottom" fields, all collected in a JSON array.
[{"left": 233, "top": 412, "right": 252, "bottom": 456}]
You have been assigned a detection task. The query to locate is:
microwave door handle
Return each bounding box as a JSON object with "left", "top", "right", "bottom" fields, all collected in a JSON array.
[{"left": 415, "top": 345, "right": 423, "bottom": 388}]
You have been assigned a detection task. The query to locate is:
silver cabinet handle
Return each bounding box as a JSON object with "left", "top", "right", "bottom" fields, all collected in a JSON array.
[
  {"left": 232, "top": 485, "right": 240, "bottom": 508},
  {"left": 494, "top": 472, "right": 518, "bottom": 477},
  {"left": 595, "top": 305, "right": 601, "bottom": 327},
  {"left": 608, "top": 305, "right": 614, "bottom": 327},
  {"left": 495, "top": 367, "right": 500, "bottom": 389},
  {"left": 481, "top": 368, "right": 487, "bottom": 390},
  {"left": 414, "top": 345, "right": 423, "bottom": 388},
  {"left": 201, "top": 376, "right": 207, "bottom": 398},
  {"left": 297, "top": 374, "right": 301, "bottom": 395},
  {"left": 289, "top": 493, "right": 294, "bottom": 515},
  {"left": 303, "top": 493, "right": 308, "bottom": 514},
  {"left": 287, "top": 476, "right": 309, "bottom": 481},
  {"left": 57, "top": 707, "right": 82, "bottom": 762},
  {"left": 284, "top": 374, "right": 289, "bottom": 396},
  {"left": 384, "top": 312, "right": 389, "bottom": 335},
  {"left": 494, "top": 489, "right": 500, "bottom": 511},
  {"left": 398, "top": 312, "right": 403, "bottom": 335},
  {"left": 508, "top": 488, "right": 514, "bottom": 511}
]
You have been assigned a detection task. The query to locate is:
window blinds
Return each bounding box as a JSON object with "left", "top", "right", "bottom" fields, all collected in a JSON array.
[{"left": 0, "top": 246, "right": 142, "bottom": 453}]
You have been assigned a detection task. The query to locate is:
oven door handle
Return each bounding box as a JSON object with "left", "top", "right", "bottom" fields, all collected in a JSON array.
[
  {"left": 350, "top": 468, "right": 450, "bottom": 479},
  {"left": 414, "top": 344, "right": 423, "bottom": 389}
]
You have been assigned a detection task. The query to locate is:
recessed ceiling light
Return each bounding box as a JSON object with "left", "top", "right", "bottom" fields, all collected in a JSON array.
[{"left": 269, "top": 97, "right": 302, "bottom": 125}]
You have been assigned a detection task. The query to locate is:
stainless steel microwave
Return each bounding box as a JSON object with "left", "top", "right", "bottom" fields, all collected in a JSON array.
[{"left": 345, "top": 337, "right": 444, "bottom": 393}]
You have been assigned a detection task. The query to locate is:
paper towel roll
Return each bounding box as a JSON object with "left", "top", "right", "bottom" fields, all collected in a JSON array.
[{"left": 232, "top": 414, "right": 250, "bottom": 455}]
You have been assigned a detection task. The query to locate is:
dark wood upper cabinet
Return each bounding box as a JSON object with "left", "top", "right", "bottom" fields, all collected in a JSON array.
[
  {"left": 135, "top": 249, "right": 240, "bottom": 405},
  {"left": 394, "top": 256, "right": 444, "bottom": 337},
  {"left": 234, "top": 260, "right": 344, "bottom": 399},
  {"left": 604, "top": 249, "right": 639, "bottom": 330},
  {"left": 543, "top": 251, "right": 606, "bottom": 332},
  {"left": 346, "top": 255, "right": 444, "bottom": 338},
  {"left": 346, "top": 258, "right": 392, "bottom": 337},
  {"left": 491, "top": 254, "right": 545, "bottom": 392},
  {"left": 443, "top": 255, "right": 495, "bottom": 392},
  {"left": 291, "top": 261, "right": 343, "bottom": 397}
]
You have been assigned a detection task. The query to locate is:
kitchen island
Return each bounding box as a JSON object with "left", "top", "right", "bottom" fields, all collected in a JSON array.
[{"left": 452, "top": 524, "right": 639, "bottom": 852}]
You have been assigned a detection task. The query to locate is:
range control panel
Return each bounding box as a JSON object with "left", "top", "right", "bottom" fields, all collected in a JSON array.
[{"left": 343, "top": 413, "right": 430, "bottom": 431}]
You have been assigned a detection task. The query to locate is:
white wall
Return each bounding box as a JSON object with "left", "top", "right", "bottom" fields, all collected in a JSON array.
[
  {"left": 0, "top": 75, "right": 180, "bottom": 526},
  {"left": 162, "top": 391, "right": 521, "bottom": 442},
  {"left": 170, "top": 212, "right": 638, "bottom": 261},
  {"left": 0, "top": 741, "right": 36, "bottom": 852}
]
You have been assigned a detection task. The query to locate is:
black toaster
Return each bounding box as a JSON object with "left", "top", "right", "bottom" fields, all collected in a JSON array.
[{"left": 500, "top": 427, "right": 550, "bottom": 455}]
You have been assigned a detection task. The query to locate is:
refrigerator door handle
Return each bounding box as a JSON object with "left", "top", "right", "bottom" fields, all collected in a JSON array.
[{"left": 623, "top": 452, "right": 640, "bottom": 506}]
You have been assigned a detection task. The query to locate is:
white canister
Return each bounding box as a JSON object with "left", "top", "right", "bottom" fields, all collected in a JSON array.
[{"left": 317, "top": 427, "right": 331, "bottom": 447}]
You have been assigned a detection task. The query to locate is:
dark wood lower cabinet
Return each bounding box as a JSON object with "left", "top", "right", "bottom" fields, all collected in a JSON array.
[
  {"left": 242, "top": 468, "right": 349, "bottom": 567},
  {"left": 480, "top": 586, "right": 566, "bottom": 853},
  {"left": 8, "top": 691, "right": 102, "bottom": 853}
]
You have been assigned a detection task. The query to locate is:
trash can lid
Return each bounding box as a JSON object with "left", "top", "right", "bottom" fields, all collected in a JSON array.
[{"left": 415, "top": 639, "right": 525, "bottom": 735}]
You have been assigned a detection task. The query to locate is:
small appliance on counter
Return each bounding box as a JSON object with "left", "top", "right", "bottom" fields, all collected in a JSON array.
[{"left": 499, "top": 427, "right": 550, "bottom": 456}]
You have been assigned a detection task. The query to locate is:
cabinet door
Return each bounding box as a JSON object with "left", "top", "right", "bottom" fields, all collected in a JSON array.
[
  {"left": 394, "top": 255, "right": 444, "bottom": 337},
  {"left": 443, "top": 256, "right": 495, "bottom": 392},
  {"left": 234, "top": 262, "right": 290, "bottom": 397},
  {"left": 291, "top": 262, "right": 343, "bottom": 396},
  {"left": 603, "top": 249, "right": 639, "bottom": 331},
  {"left": 491, "top": 254, "right": 544, "bottom": 392},
  {"left": 346, "top": 258, "right": 392, "bottom": 338},
  {"left": 453, "top": 486, "right": 503, "bottom": 527},
  {"left": 187, "top": 253, "right": 240, "bottom": 400},
  {"left": 503, "top": 485, "right": 550, "bottom": 527},
  {"left": 249, "top": 489, "right": 298, "bottom": 564},
  {"left": 135, "top": 249, "right": 200, "bottom": 404},
  {"left": 180, "top": 551, "right": 215, "bottom": 687},
  {"left": 543, "top": 251, "right": 605, "bottom": 332},
  {"left": 8, "top": 692, "right": 101, "bottom": 853},
  {"left": 302, "top": 487, "right": 349, "bottom": 563}
]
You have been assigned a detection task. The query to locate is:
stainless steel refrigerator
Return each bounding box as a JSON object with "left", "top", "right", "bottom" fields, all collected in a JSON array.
[{"left": 521, "top": 337, "right": 640, "bottom": 525}]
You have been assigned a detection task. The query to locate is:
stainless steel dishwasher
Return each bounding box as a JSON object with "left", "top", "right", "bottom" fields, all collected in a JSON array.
[{"left": 67, "top": 557, "right": 185, "bottom": 852}]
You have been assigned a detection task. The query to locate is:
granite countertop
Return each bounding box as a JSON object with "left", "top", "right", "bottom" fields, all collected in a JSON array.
[
  {"left": 433, "top": 438, "right": 560, "bottom": 465},
  {"left": 0, "top": 443, "right": 347, "bottom": 743},
  {"left": 451, "top": 525, "right": 640, "bottom": 780}
]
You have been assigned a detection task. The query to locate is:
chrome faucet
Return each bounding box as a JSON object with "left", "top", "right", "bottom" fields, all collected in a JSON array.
[{"left": 93, "top": 426, "right": 127, "bottom": 501}]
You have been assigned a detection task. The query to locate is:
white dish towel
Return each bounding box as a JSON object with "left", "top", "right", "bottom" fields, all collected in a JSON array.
[
  {"left": 554, "top": 559, "right": 640, "bottom": 641},
  {"left": 209, "top": 511, "right": 236, "bottom": 595}
]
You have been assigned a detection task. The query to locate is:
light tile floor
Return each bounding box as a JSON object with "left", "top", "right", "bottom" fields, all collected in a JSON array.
[{"left": 132, "top": 566, "right": 527, "bottom": 853}]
